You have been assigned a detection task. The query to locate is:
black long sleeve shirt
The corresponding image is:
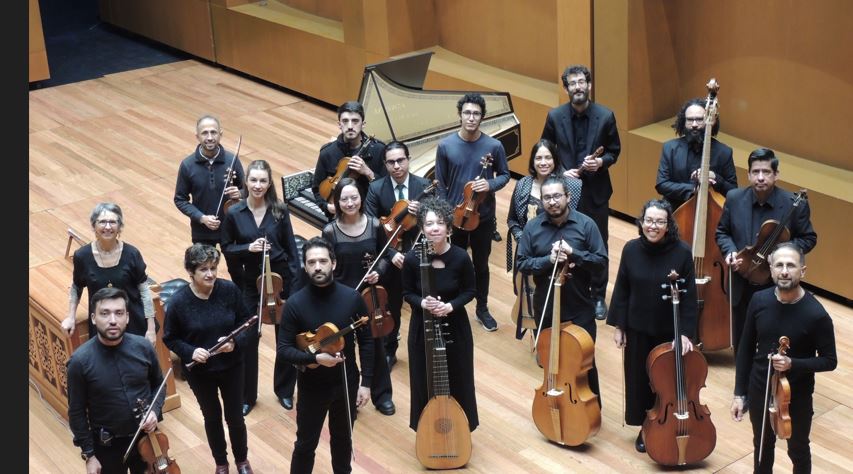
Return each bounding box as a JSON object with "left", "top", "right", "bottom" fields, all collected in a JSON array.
[
  {"left": 734, "top": 288, "right": 837, "bottom": 396},
  {"left": 311, "top": 133, "right": 387, "bottom": 216},
  {"left": 67, "top": 334, "right": 165, "bottom": 454},
  {"left": 515, "top": 211, "right": 608, "bottom": 326},
  {"left": 277, "top": 281, "right": 374, "bottom": 390}
]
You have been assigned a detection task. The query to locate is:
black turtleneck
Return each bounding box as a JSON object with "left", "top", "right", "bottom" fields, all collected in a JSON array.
[
  {"left": 606, "top": 237, "right": 698, "bottom": 338},
  {"left": 278, "top": 281, "right": 373, "bottom": 389}
]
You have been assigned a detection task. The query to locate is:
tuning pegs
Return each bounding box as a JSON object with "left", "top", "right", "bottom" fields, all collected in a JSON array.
[
  {"left": 660, "top": 283, "right": 668, "bottom": 289},
  {"left": 661, "top": 295, "right": 670, "bottom": 301}
]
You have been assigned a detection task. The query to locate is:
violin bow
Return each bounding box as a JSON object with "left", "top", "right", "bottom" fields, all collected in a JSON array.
[
  {"left": 354, "top": 227, "right": 399, "bottom": 291},
  {"left": 213, "top": 135, "right": 242, "bottom": 218},
  {"left": 123, "top": 367, "right": 173, "bottom": 463},
  {"left": 533, "top": 238, "right": 570, "bottom": 349},
  {"left": 340, "top": 353, "right": 356, "bottom": 461},
  {"left": 257, "top": 234, "right": 268, "bottom": 336},
  {"left": 758, "top": 347, "right": 776, "bottom": 462}
]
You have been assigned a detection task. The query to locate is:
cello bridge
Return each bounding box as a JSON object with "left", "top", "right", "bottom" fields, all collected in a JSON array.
[
  {"left": 546, "top": 388, "right": 564, "bottom": 397},
  {"left": 675, "top": 412, "right": 689, "bottom": 420},
  {"left": 695, "top": 276, "right": 711, "bottom": 285}
]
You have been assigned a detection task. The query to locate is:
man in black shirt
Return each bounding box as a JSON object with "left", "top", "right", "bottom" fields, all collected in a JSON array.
[
  {"left": 312, "top": 101, "right": 387, "bottom": 219},
  {"left": 516, "top": 175, "right": 608, "bottom": 402},
  {"left": 278, "top": 237, "right": 374, "bottom": 474},
  {"left": 541, "top": 64, "right": 621, "bottom": 320},
  {"left": 67, "top": 287, "right": 165, "bottom": 474},
  {"left": 730, "top": 243, "right": 836, "bottom": 473},
  {"left": 656, "top": 97, "right": 738, "bottom": 210},
  {"left": 716, "top": 148, "right": 817, "bottom": 353},
  {"left": 174, "top": 115, "right": 246, "bottom": 288}
]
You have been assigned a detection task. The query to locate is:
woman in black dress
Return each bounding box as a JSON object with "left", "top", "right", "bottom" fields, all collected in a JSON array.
[
  {"left": 163, "top": 244, "right": 255, "bottom": 474},
  {"left": 321, "top": 177, "right": 395, "bottom": 415},
  {"left": 402, "top": 196, "right": 478, "bottom": 431},
  {"left": 60, "top": 202, "right": 156, "bottom": 345},
  {"left": 605, "top": 199, "right": 698, "bottom": 453},
  {"left": 222, "top": 159, "right": 301, "bottom": 415}
]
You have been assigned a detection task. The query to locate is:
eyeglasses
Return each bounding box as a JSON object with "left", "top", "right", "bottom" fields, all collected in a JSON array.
[
  {"left": 542, "top": 193, "right": 566, "bottom": 203},
  {"left": 385, "top": 158, "right": 408, "bottom": 166},
  {"left": 461, "top": 110, "right": 482, "bottom": 118},
  {"left": 643, "top": 218, "right": 668, "bottom": 227},
  {"left": 96, "top": 219, "right": 119, "bottom": 227},
  {"left": 685, "top": 117, "right": 704, "bottom": 125},
  {"left": 567, "top": 79, "right": 588, "bottom": 88}
]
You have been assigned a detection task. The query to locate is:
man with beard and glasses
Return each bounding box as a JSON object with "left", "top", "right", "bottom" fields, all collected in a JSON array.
[
  {"left": 716, "top": 148, "right": 817, "bottom": 354},
  {"left": 541, "top": 64, "right": 620, "bottom": 321},
  {"left": 312, "top": 101, "right": 387, "bottom": 219},
  {"left": 67, "top": 287, "right": 165, "bottom": 474},
  {"left": 515, "top": 175, "right": 608, "bottom": 405},
  {"left": 277, "top": 237, "right": 374, "bottom": 474},
  {"left": 731, "top": 242, "right": 836, "bottom": 474},
  {"left": 656, "top": 97, "right": 738, "bottom": 210}
]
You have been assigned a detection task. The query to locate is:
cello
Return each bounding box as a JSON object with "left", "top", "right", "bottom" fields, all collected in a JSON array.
[
  {"left": 414, "top": 239, "right": 472, "bottom": 469},
  {"left": 318, "top": 135, "right": 376, "bottom": 203},
  {"left": 257, "top": 238, "right": 285, "bottom": 325},
  {"left": 736, "top": 192, "right": 807, "bottom": 285},
  {"left": 642, "top": 270, "right": 716, "bottom": 466},
  {"left": 758, "top": 336, "right": 792, "bottom": 461},
  {"left": 360, "top": 253, "right": 394, "bottom": 338},
  {"left": 452, "top": 153, "right": 493, "bottom": 231},
  {"left": 672, "top": 78, "right": 731, "bottom": 351},
  {"left": 531, "top": 255, "right": 600, "bottom": 446},
  {"left": 381, "top": 180, "right": 438, "bottom": 248}
]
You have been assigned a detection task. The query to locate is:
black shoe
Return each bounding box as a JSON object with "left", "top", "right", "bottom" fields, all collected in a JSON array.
[
  {"left": 492, "top": 229, "right": 502, "bottom": 242},
  {"left": 475, "top": 308, "right": 498, "bottom": 332},
  {"left": 386, "top": 354, "right": 397, "bottom": 370},
  {"left": 241, "top": 402, "right": 255, "bottom": 417},
  {"left": 278, "top": 396, "right": 293, "bottom": 410},
  {"left": 635, "top": 431, "right": 646, "bottom": 453},
  {"left": 594, "top": 299, "right": 608, "bottom": 320},
  {"left": 376, "top": 400, "right": 396, "bottom": 416}
]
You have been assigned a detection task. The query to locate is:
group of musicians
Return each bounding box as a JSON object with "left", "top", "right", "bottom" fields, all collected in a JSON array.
[{"left": 62, "top": 64, "right": 837, "bottom": 474}]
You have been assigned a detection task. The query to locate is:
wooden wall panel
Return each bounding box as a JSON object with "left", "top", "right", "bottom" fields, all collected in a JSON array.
[
  {"left": 29, "top": 0, "right": 50, "bottom": 82},
  {"left": 280, "top": 0, "right": 343, "bottom": 21}
]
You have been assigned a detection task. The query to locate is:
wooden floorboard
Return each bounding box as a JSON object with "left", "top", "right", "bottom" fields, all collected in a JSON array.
[{"left": 29, "top": 60, "right": 852, "bottom": 473}]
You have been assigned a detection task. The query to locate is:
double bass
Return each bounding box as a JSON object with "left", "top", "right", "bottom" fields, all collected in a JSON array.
[
  {"left": 452, "top": 153, "right": 493, "bottom": 231},
  {"left": 414, "top": 239, "right": 472, "bottom": 469},
  {"left": 736, "top": 192, "right": 807, "bottom": 285},
  {"left": 531, "top": 256, "right": 600, "bottom": 446},
  {"left": 759, "top": 336, "right": 792, "bottom": 461},
  {"left": 672, "top": 78, "right": 731, "bottom": 351},
  {"left": 317, "top": 135, "right": 376, "bottom": 203},
  {"left": 380, "top": 180, "right": 438, "bottom": 248},
  {"left": 360, "top": 253, "right": 394, "bottom": 338},
  {"left": 642, "top": 270, "right": 716, "bottom": 466},
  {"left": 257, "top": 238, "right": 285, "bottom": 325}
]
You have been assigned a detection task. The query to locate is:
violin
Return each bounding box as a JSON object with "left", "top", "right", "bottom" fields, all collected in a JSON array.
[
  {"left": 672, "top": 79, "right": 731, "bottom": 351},
  {"left": 215, "top": 135, "right": 242, "bottom": 218},
  {"left": 413, "top": 239, "right": 472, "bottom": 469},
  {"left": 452, "top": 153, "right": 493, "bottom": 231},
  {"left": 531, "top": 258, "right": 600, "bottom": 446},
  {"left": 295, "top": 316, "right": 369, "bottom": 369},
  {"left": 318, "top": 135, "right": 376, "bottom": 203},
  {"left": 736, "top": 192, "right": 806, "bottom": 285},
  {"left": 765, "top": 336, "right": 793, "bottom": 439},
  {"left": 380, "top": 180, "right": 438, "bottom": 248},
  {"left": 642, "top": 270, "right": 716, "bottom": 466},
  {"left": 360, "top": 253, "right": 394, "bottom": 338},
  {"left": 257, "top": 239, "right": 285, "bottom": 325},
  {"left": 133, "top": 400, "right": 180, "bottom": 474}
]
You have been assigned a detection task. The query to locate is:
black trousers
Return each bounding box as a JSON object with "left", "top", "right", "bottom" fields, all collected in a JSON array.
[
  {"left": 748, "top": 379, "right": 814, "bottom": 473},
  {"left": 240, "top": 294, "right": 297, "bottom": 404},
  {"left": 291, "top": 380, "right": 358, "bottom": 474},
  {"left": 577, "top": 196, "right": 609, "bottom": 301},
  {"left": 370, "top": 336, "right": 393, "bottom": 405},
  {"left": 381, "top": 265, "right": 404, "bottom": 357},
  {"left": 623, "top": 329, "right": 670, "bottom": 425},
  {"left": 186, "top": 363, "right": 248, "bottom": 466},
  {"left": 91, "top": 434, "right": 146, "bottom": 474},
  {"left": 451, "top": 216, "right": 496, "bottom": 311}
]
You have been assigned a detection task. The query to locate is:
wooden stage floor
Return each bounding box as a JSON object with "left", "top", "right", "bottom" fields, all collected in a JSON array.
[{"left": 29, "top": 60, "right": 852, "bottom": 473}]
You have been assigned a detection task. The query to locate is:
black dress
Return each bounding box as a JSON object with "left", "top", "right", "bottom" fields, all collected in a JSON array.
[
  {"left": 402, "top": 244, "right": 478, "bottom": 431},
  {"left": 72, "top": 243, "right": 150, "bottom": 338}
]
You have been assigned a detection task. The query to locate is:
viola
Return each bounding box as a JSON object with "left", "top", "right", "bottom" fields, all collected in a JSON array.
[
  {"left": 736, "top": 192, "right": 807, "bottom": 285},
  {"left": 642, "top": 270, "right": 716, "bottom": 466},
  {"left": 381, "top": 180, "right": 438, "bottom": 248},
  {"left": 215, "top": 135, "right": 242, "bottom": 218},
  {"left": 133, "top": 400, "right": 180, "bottom": 474},
  {"left": 672, "top": 79, "right": 731, "bottom": 351},
  {"left": 414, "top": 239, "right": 472, "bottom": 469},
  {"left": 318, "top": 135, "right": 376, "bottom": 203},
  {"left": 257, "top": 240, "right": 285, "bottom": 325},
  {"left": 360, "top": 253, "right": 394, "bottom": 338},
  {"left": 295, "top": 316, "right": 369, "bottom": 369},
  {"left": 452, "top": 153, "right": 493, "bottom": 231},
  {"left": 531, "top": 259, "right": 600, "bottom": 446}
]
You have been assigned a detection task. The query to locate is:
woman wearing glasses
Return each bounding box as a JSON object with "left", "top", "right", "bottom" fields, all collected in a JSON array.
[
  {"left": 321, "top": 176, "right": 395, "bottom": 416},
  {"left": 605, "top": 199, "right": 698, "bottom": 453},
  {"left": 61, "top": 202, "right": 157, "bottom": 344}
]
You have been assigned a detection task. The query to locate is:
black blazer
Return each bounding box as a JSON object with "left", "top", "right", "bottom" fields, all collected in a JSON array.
[
  {"left": 541, "top": 102, "right": 621, "bottom": 207},
  {"left": 656, "top": 137, "right": 738, "bottom": 210},
  {"left": 364, "top": 173, "right": 432, "bottom": 254}
]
